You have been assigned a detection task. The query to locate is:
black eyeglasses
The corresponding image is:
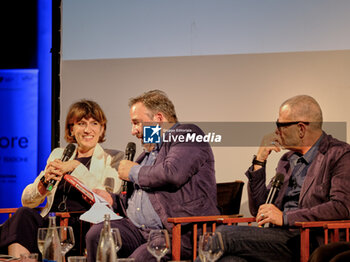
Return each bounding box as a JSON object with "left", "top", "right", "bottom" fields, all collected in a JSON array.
[{"left": 276, "top": 120, "right": 309, "bottom": 129}]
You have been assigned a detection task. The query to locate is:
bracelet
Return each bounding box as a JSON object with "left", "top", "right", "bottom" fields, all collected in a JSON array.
[
  {"left": 40, "top": 176, "right": 49, "bottom": 187},
  {"left": 252, "top": 155, "right": 266, "bottom": 167}
]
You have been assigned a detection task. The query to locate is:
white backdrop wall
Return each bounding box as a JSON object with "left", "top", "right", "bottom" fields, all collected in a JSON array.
[
  {"left": 61, "top": 1, "right": 350, "bottom": 217},
  {"left": 62, "top": 0, "right": 350, "bottom": 60}
]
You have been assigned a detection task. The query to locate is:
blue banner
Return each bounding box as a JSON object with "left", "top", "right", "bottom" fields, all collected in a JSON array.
[{"left": 0, "top": 69, "right": 38, "bottom": 223}]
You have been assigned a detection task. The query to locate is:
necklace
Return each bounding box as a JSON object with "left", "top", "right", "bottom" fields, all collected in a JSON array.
[
  {"left": 57, "top": 156, "right": 92, "bottom": 211},
  {"left": 57, "top": 180, "right": 70, "bottom": 212}
]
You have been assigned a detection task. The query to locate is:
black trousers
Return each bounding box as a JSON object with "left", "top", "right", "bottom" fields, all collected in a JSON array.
[
  {"left": 0, "top": 207, "right": 89, "bottom": 256},
  {"left": 0, "top": 207, "right": 44, "bottom": 254}
]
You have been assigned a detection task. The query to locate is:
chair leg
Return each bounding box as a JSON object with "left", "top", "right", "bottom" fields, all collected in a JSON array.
[
  {"left": 172, "top": 223, "right": 182, "bottom": 261},
  {"left": 193, "top": 224, "right": 198, "bottom": 261},
  {"left": 300, "top": 228, "right": 310, "bottom": 262}
]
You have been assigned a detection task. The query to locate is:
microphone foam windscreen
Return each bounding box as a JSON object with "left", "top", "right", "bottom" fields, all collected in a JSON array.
[{"left": 104, "top": 177, "right": 115, "bottom": 193}]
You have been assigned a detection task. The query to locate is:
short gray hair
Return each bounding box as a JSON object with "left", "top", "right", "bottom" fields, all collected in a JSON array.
[{"left": 280, "top": 95, "right": 323, "bottom": 129}]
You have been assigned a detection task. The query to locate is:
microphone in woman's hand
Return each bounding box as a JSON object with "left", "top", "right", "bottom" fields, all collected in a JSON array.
[{"left": 46, "top": 143, "right": 76, "bottom": 191}]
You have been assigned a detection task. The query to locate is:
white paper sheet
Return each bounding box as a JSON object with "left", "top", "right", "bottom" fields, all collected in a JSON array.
[{"left": 80, "top": 201, "right": 123, "bottom": 224}]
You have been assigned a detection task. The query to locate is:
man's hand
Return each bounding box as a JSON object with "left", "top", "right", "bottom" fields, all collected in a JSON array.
[
  {"left": 118, "top": 160, "right": 139, "bottom": 181},
  {"left": 256, "top": 204, "right": 283, "bottom": 226},
  {"left": 92, "top": 189, "right": 113, "bottom": 206},
  {"left": 254, "top": 133, "right": 282, "bottom": 171}
]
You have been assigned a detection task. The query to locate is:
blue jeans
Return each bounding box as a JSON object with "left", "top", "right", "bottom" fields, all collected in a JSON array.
[{"left": 203, "top": 225, "right": 300, "bottom": 262}]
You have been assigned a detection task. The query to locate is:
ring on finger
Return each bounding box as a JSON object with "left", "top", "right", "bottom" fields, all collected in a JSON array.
[{"left": 261, "top": 213, "right": 265, "bottom": 219}]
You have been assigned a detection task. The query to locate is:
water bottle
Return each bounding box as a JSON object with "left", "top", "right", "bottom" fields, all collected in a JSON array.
[
  {"left": 96, "top": 214, "right": 117, "bottom": 262},
  {"left": 42, "top": 213, "right": 62, "bottom": 262}
]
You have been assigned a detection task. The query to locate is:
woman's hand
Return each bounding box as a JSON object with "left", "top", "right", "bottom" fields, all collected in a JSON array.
[
  {"left": 43, "top": 161, "right": 65, "bottom": 183},
  {"left": 93, "top": 189, "right": 114, "bottom": 206},
  {"left": 50, "top": 159, "right": 81, "bottom": 175},
  {"left": 38, "top": 159, "right": 80, "bottom": 193}
]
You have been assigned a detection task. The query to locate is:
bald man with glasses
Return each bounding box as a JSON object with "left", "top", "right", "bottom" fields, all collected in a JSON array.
[{"left": 210, "top": 95, "right": 350, "bottom": 262}]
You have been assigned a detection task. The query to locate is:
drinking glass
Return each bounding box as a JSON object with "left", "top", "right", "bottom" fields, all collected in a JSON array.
[
  {"left": 198, "top": 232, "right": 224, "bottom": 262},
  {"left": 37, "top": 228, "right": 47, "bottom": 256},
  {"left": 111, "top": 228, "right": 122, "bottom": 255},
  {"left": 67, "top": 256, "right": 87, "bottom": 262},
  {"left": 57, "top": 226, "right": 75, "bottom": 262},
  {"left": 198, "top": 240, "right": 207, "bottom": 262},
  {"left": 147, "top": 229, "right": 170, "bottom": 262},
  {"left": 20, "top": 253, "right": 38, "bottom": 262}
]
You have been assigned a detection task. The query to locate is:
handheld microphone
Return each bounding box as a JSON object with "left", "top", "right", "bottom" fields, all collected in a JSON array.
[
  {"left": 104, "top": 177, "right": 115, "bottom": 193},
  {"left": 265, "top": 173, "right": 284, "bottom": 204},
  {"left": 262, "top": 173, "right": 284, "bottom": 227},
  {"left": 46, "top": 143, "right": 76, "bottom": 191},
  {"left": 121, "top": 142, "right": 136, "bottom": 195}
]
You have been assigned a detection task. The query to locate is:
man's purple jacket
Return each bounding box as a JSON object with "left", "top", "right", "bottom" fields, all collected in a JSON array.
[
  {"left": 113, "top": 123, "right": 220, "bottom": 254},
  {"left": 247, "top": 133, "right": 350, "bottom": 228}
]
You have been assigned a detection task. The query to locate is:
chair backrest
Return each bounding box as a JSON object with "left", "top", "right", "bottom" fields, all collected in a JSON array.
[{"left": 216, "top": 180, "right": 244, "bottom": 215}]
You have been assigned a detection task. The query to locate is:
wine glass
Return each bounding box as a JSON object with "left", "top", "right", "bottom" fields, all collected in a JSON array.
[
  {"left": 37, "top": 228, "right": 48, "bottom": 256},
  {"left": 198, "top": 238, "right": 207, "bottom": 262},
  {"left": 57, "top": 226, "right": 75, "bottom": 262},
  {"left": 111, "top": 228, "right": 122, "bottom": 256},
  {"left": 198, "top": 232, "right": 224, "bottom": 262},
  {"left": 147, "top": 229, "right": 170, "bottom": 262}
]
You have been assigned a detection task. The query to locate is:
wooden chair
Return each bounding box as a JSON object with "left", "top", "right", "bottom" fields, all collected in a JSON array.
[
  {"left": 169, "top": 208, "right": 350, "bottom": 262},
  {"left": 209, "top": 218, "right": 350, "bottom": 262},
  {"left": 167, "top": 180, "right": 245, "bottom": 261},
  {"left": 0, "top": 208, "right": 72, "bottom": 225},
  {"left": 295, "top": 220, "right": 350, "bottom": 262}
]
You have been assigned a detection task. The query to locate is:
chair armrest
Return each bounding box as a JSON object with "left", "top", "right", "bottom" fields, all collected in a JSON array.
[
  {"left": 324, "top": 222, "right": 350, "bottom": 229},
  {"left": 168, "top": 214, "right": 242, "bottom": 224},
  {"left": 294, "top": 220, "right": 343, "bottom": 228},
  {"left": 218, "top": 216, "right": 256, "bottom": 225},
  {"left": 0, "top": 207, "right": 42, "bottom": 220},
  {"left": 168, "top": 215, "right": 246, "bottom": 261},
  {"left": 0, "top": 208, "right": 19, "bottom": 214}
]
